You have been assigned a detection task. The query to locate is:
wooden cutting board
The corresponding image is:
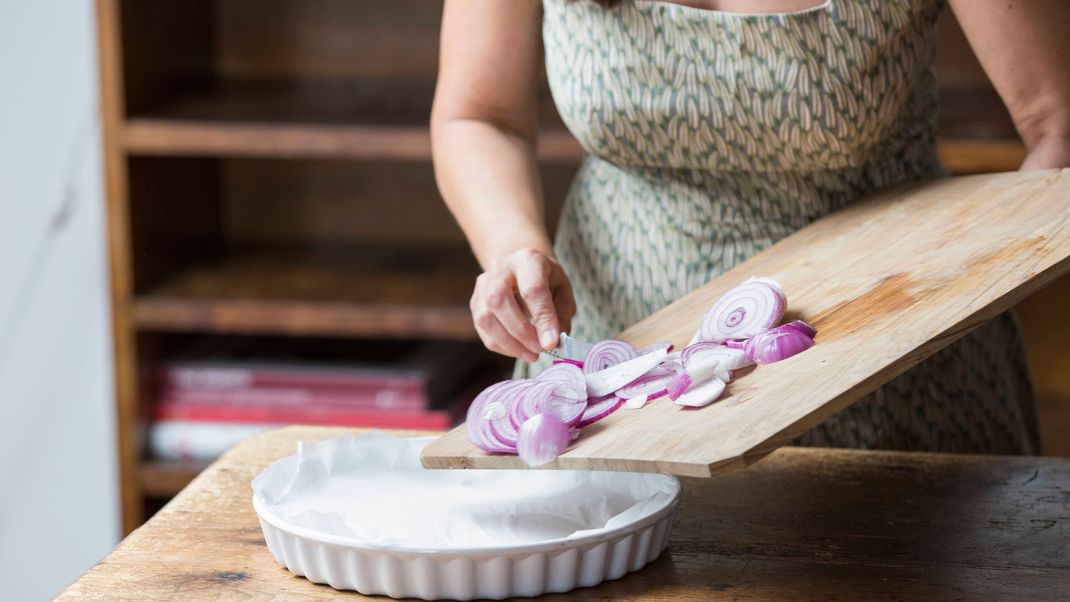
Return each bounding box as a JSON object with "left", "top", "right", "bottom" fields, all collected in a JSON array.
[{"left": 422, "top": 170, "right": 1070, "bottom": 477}]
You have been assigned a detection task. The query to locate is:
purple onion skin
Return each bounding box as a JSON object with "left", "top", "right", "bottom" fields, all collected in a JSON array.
[
  {"left": 782, "top": 320, "right": 817, "bottom": 339},
  {"left": 751, "top": 331, "right": 814, "bottom": 364}
]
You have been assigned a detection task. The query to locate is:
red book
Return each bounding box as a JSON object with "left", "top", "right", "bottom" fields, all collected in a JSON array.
[
  {"left": 156, "top": 384, "right": 430, "bottom": 411},
  {"left": 156, "top": 397, "right": 459, "bottom": 430},
  {"left": 161, "top": 363, "right": 426, "bottom": 395}
]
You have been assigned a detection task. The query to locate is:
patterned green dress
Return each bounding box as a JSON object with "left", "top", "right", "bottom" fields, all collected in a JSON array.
[{"left": 529, "top": 0, "right": 1039, "bottom": 453}]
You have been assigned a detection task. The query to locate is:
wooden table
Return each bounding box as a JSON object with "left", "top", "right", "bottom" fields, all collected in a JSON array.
[{"left": 59, "top": 427, "right": 1070, "bottom": 600}]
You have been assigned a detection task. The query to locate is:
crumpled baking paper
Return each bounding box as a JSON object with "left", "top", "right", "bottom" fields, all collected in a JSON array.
[{"left": 252, "top": 432, "right": 679, "bottom": 549}]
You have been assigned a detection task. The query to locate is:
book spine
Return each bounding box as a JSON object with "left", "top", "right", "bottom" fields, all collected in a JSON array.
[
  {"left": 155, "top": 400, "right": 454, "bottom": 430},
  {"left": 150, "top": 421, "right": 277, "bottom": 461},
  {"left": 161, "top": 365, "right": 426, "bottom": 394},
  {"left": 156, "top": 386, "right": 430, "bottom": 411}
]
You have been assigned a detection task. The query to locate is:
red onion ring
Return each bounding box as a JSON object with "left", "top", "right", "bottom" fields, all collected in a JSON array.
[
  {"left": 578, "top": 394, "right": 625, "bottom": 427},
  {"left": 552, "top": 358, "right": 585, "bottom": 368},
  {"left": 517, "top": 413, "right": 571, "bottom": 467},
  {"left": 582, "top": 339, "right": 638, "bottom": 374},
  {"left": 699, "top": 280, "right": 786, "bottom": 343}
]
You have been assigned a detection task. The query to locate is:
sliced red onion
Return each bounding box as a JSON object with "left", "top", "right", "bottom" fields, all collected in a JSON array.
[
  {"left": 723, "top": 339, "right": 747, "bottom": 350},
  {"left": 622, "top": 394, "right": 650, "bottom": 410},
  {"left": 674, "top": 376, "right": 726, "bottom": 408},
  {"left": 582, "top": 339, "right": 638, "bottom": 374},
  {"left": 746, "top": 328, "right": 815, "bottom": 364},
  {"left": 681, "top": 342, "right": 753, "bottom": 371},
  {"left": 515, "top": 380, "right": 587, "bottom": 428},
  {"left": 468, "top": 401, "right": 516, "bottom": 453},
  {"left": 615, "top": 361, "right": 683, "bottom": 399},
  {"left": 517, "top": 413, "right": 571, "bottom": 467},
  {"left": 578, "top": 394, "right": 625, "bottom": 427},
  {"left": 467, "top": 379, "right": 533, "bottom": 450},
  {"left": 535, "top": 362, "right": 587, "bottom": 394},
  {"left": 667, "top": 354, "right": 728, "bottom": 400},
  {"left": 552, "top": 358, "right": 585, "bottom": 368},
  {"left": 585, "top": 347, "right": 668, "bottom": 397},
  {"left": 744, "top": 276, "right": 786, "bottom": 306},
  {"left": 782, "top": 320, "right": 817, "bottom": 339},
  {"left": 666, "top": 372, "right": 692, "bottom": 401},
  {"left": 699, "top": 280, "right": 786, "bottom": 343}
]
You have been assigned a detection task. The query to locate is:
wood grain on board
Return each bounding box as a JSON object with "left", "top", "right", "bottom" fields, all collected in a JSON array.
[
  {"left": 56, "top": 426, "right": 1070, "bottom": 600},
  {"left": 422, "top": 170, "right": 1070, "bottom": 477}
]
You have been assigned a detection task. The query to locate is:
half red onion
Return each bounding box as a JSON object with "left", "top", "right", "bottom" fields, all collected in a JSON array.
[
  {"left": 582, "top": 339, "right": 638, "bottom": 374},
  {"left": 699, "top": 280, "right": 786, "bottom": 343},
  {"left": 746, "top": 328, "right": 815, "bottom": 364},
  {"left": 517, "top": 413, "right": 572, "bottom": 467},
  {"left": 782, "top": 319, "right": 817, "bottom": 339}
]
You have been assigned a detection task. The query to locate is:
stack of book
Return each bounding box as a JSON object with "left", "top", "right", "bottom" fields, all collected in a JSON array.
[{"left": 150, "top": 342, "right": 479, "bottom": 461}]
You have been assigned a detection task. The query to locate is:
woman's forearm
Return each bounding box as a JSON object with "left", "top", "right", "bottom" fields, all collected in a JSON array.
[
  {"left": 432, "top": 118, "right": 552, "bottom": 270},
  {"left": 1020, "top": 128, "right": 1070, "bottom": 171}
]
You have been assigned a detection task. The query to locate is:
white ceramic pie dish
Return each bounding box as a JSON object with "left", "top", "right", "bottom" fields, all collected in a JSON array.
[{"left": 252, "top": 434, "right": 680, "bottom": 600}]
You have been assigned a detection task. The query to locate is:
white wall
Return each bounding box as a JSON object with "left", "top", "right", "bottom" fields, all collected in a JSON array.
[{"left": 0, "top": 1, "right": 120, "bottom": 599}]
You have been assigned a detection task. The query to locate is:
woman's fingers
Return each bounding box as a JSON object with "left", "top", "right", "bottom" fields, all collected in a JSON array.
[
  {"left": 486, "top": 281, "right": 543, "bottom": 356},
  {"left": 472, "top": 272, "right": 540, "bottom": 361},
  {"left": 470, "top": 247, "right": 577, "bottom": 361},
  {"left": 472, "top": 296, "right": 539, "bottom": 362},
  {"left": 551, "top": 272, "right": 576, "bottom": 335},
  {"left": 514, "top": 251, "right": 561, "bottom": 349}
]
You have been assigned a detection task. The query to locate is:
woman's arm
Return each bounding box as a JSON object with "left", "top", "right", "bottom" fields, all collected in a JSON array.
[
  {"left": 950, "top": 0, "right": 1070, "bottom": 169},
  {"left": 432, "top": 0, "right": 575, "bottom": 362}
]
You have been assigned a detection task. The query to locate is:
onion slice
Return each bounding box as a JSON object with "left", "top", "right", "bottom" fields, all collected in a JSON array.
[
  {"left": 517, "top": 413, "right": 571, "bottom": 467},
  {"left": 746, "top": 327, "right": 815, "bottom": 364},
  {"left": 578, "top": 394, "right": 625, "bottom": 427},
  {"left": 699, "top": 280, "right": 786, "bottom": 343},
  {"left": 674, "top": 377, "right": 726, "bottom": 408},
  {"left": 616, "top": 361, "right": 683, "bottom": 399},
  {"left": 582, "top": 339, "right": 638, "bottom": 374},
  {"left": 622, "top": 394, "right": 650, "bottom": 410},
  {"left": 681, "top": 342, "right": 753, "bottom": 372},
  {"left": 585, "top": 347, "right": 668, "bottom": 397}
]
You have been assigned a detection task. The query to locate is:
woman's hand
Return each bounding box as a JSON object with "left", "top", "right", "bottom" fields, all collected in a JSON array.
[{"left": 470, "top": 248, "right": 576, "bottom": 362}]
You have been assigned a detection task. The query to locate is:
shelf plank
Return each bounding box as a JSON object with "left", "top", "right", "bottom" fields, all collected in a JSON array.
[
  {"left": 125, "top": 119, "right": 582, "bottom": 162},
  {"left": 938, "top": 138, "right": 1026, "bottom": 175},
  {"left": 132, "top": 246, "right": 481, "bottom": 340},
  {"left": 139, "top": 459, "right": 210, "bottom": 497},
  {"left": 122, "top": 80, "right": 584, "bottom": 161}
]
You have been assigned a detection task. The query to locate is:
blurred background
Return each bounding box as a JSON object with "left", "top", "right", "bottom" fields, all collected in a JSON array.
[{"left": 2, "top": 1, "right": 1068, "bottom": 599}]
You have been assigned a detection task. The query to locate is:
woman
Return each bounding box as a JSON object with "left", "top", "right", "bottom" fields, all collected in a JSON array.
[{"left": 431, "top": 0, "right": 1070, "bottom": 453}]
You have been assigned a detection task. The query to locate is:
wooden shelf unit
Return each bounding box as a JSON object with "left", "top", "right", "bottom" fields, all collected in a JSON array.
[{"left": 98, "top": 0, "right": 560, "bottom": 533}]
